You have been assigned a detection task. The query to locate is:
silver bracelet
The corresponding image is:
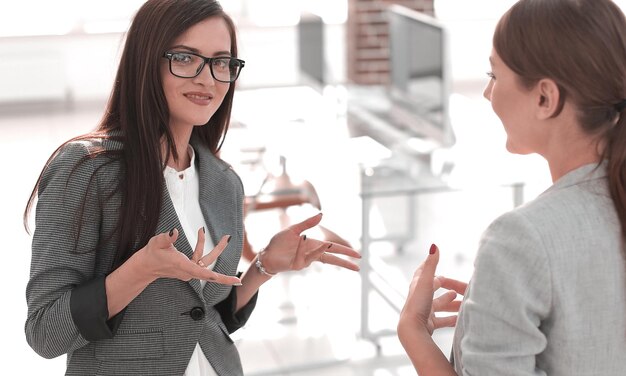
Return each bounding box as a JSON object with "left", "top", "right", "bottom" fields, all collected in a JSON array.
[{"left": 255, "top": 249, "right": 276, "bottom": 277}]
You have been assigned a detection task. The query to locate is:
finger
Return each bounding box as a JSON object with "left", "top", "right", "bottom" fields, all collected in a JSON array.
[
  {"left": 433, "top": 276, "right": 442, "bottom": 291},
  {"left": 415, "top": 244, "right": 440, "bottom": 292},
  {"left": 200, "top": 270, "right": 242, "bottom": 286},
  {"left": 314, "top": 250, "right": 360, "bottom": 271},
  {"left": 432, "top": 290, "right": 457, "bottom": 312},
  {"left": 287, "top": 212, "right": 323, "bottom": 235},
  {"left": 151, "top": 228, "right": 179, "bottom": 249},
  {"left": 433, "top": 315, "right": 458, "bottom": 329},
  {"left": 191, "top": 227, "right": 205, "bottom": 263},
  {"left": 310, "top": 242, "right": 330, "bottom": 263},
  {"left": 438, "top": 300, "right": 462, "bottom": 313},
  {"left": 323, "top": 242, "right": 361, "bottom": 259},
  {"left": 438, "top": 276, "right": 468, "bottom": 296},
  {"left": 291, "top": 237, "right": 324, "bottom": 270},
  {"left": 197, "top": 234, "right": 231, "bottom": 267},
  {"left": 291, "top": 235, "right": 310, "bottom": 270}
]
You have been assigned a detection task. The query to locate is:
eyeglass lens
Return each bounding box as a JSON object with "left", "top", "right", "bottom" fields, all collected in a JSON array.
[{"left": 169, "top": 52, "right": 242, "bottom": 82}]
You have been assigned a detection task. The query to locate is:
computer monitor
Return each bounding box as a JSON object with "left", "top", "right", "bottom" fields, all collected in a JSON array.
[
  {"left": 387, "top": 4, "right": 454, "bottom": 148},
  {"left": 298, "top": 12, "right": 325, "bottom": 87}
]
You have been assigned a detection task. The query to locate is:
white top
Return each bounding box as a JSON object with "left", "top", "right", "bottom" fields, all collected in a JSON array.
[{"left": 163, "top": 146, "right": 218, "bottom": 376}]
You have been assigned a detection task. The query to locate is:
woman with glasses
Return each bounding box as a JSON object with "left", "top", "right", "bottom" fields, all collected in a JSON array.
[
  {"left": 23, "top": 1, "right": 360, "bottom": 375},
  {"left": 397, "top": 0, "right": 626, "bottom": 375}
]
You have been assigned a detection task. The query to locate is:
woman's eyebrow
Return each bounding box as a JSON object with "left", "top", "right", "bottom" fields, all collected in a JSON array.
[
  {"left": 168, "top": 45, "right": 232, "bottom": 57},
  {"left": 169, "top": 44, "right": 199, "bottom": 53}
]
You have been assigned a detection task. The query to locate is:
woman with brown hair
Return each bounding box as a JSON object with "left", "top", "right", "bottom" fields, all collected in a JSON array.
[
  {"left": 23, "top": 1, "right": 359, "bottom": 375},
  {"left": 398, "top": 0, "right": 626, "bottom": 374}
]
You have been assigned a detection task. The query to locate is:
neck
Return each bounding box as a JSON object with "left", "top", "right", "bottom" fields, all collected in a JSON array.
[
  {"left": 545, "top": 136, "right": 602, "bottom": 182},
  {"left": 162, "top": 126, "right": 193, "bottom": 171},
  {"left": 538, "top": 106, "right": 604, "bottom": 182}
]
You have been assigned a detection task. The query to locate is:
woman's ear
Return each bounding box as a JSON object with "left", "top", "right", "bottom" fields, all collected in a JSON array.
[{"left": 535, "top": 78, "right": 561, "bottom": 119}]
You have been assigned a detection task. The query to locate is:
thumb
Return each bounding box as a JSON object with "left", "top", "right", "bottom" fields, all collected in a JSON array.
[
  {"left": 425, "top": 243, "right": 440, "bottom": 268},
  {"left": 416, "top": 243, "right": 440, "bottom": 289},
  {"left": 288, "top": 212, "right": 323, "bottom": 235}
]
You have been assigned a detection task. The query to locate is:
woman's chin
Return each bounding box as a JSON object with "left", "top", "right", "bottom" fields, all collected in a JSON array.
[{"left": 505, "top": 143, "right": 533, "bottom": 155}]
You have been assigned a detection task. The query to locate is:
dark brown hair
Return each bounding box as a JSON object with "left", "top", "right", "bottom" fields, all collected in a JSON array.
[
  {"left": 25, "top": 0, "right": 239, "bottom": 267},
  {"left": 494, "top": 0, "right": 626, "bottom": 246}
]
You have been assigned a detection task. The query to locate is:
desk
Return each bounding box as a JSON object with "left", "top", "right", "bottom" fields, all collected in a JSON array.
[
  {"left": 346, "top": 84, "right": 455, "bottom": 157},
  {"left": 358, "top": 161, "right": 524, "bottom": 351}
]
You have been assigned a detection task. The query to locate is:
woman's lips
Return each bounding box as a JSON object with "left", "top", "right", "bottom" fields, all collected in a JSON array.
[{"left": 184, "top": 93, "right": 213, "bottom": 105}]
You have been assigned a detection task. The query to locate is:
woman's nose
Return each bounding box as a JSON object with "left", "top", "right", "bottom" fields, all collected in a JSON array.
[
  {"left": 194, "top": 63, "right": 216, "bottom": 86},
  {"left": 483, "top": 81, "right": 493, "bottom": 101}
]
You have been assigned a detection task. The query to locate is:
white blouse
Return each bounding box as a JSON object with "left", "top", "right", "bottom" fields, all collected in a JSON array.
[{"left": 163, "top": 146, "right": 218, "bottom": 376}]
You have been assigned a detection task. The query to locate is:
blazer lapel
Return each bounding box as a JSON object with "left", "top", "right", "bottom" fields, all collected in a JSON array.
[
  {"left": 194, "top": 146, "right": 236, "bottom": 272},
  {"left": 192, "top": 137, "right": 241, "bottom": 301}
]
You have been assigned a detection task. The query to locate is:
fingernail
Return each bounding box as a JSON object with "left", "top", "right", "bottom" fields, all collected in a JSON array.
[
  {"left": 202, "top": 227, "right": 205, "bottom": 234},
  {"left": 234, "top": 282, "right": 243, "bottom": 286},
  {"left": 169, "top": 228, "right": 175, "bottom": 237},
  {"left": 227, "top": 235, "right": 232, "bottom": 243},
  {"left": 327, "top": 244, "right": 333, "bottom": 249},
  {"left": 429, "top": 243, "right": 437, "bottom": 255},
  {"left": 302, "top": 235, "right": 307, "bottom": 241}
]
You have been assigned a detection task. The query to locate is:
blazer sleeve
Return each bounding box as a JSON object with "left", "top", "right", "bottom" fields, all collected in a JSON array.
[
  {"left": 25, "top": 142, "right": 121, "bottom": 359},
  {"left": 214, "top": 272, "right": 259, "bottom": 333},
  {"left": 459, "top": 210, "right": 552, "bottom": 376}
]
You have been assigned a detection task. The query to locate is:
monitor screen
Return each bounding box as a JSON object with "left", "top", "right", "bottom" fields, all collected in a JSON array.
[{"left": 387, "top": 5, "right": 454, "bottom": 148}]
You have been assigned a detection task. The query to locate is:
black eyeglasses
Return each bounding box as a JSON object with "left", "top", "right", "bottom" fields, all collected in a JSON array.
[{"left": 163, "top": 51, "right": 245, "bottom": 83}]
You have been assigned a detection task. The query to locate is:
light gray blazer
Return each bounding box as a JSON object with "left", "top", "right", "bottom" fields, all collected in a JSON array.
[
  {"left": 25, "top": 135, "right": 255, "bottom": 376},
  {"left": 452, "top": 163, "right": 626, "bottom": 375}
]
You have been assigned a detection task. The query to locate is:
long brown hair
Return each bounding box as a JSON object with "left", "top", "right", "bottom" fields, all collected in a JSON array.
[
  {"left": 494, "top": 0, "right": 626, "bottom": 246},
  {"left": 24, "top": 0, "right": 240, "bottom": 267}
]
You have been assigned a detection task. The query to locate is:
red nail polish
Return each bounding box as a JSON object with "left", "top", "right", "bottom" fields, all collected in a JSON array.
[
  {"left": 227, "top": 235, "right": 232, "bottom": 243},
  {"left": 169, "top": 228, "right": 175, "bottom": 237},
  {"left": 429, "top": 244, "right": 437, "bottom": 255},
  {"left": 202, "top": 227, "right": 205, "bottom": 234}
]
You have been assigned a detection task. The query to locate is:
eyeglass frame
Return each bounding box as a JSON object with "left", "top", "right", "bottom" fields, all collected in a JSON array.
[{"left": 162, "top": 51, "right": 245, "bottom": 83}]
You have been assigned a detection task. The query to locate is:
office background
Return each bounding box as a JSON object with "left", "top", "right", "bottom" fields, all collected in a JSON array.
[{"left": 3, "top": 0, "right": 613, "bottom": 374}]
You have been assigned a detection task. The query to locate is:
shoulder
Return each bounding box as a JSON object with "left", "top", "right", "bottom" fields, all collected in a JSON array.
[
  {"left": 192, "top": 140, "right": 233, "bottom": 170},
  {"left": 498, "top": 169, "right": 609, "bottom": 223},
  {"left": 50, "top": 134, "right": 121, "bottom": 164},
  {"left": 41, "top": 136, "right": 123, "bottom": 190},
  {"left": 499, "top": 174, "right": 613, "bottom": 241},
  {"left": 477, "top": 173, "right": 615, "bottom": 272},
  {"left": 193, "top": 140, "right": 242, "bottom": 181},
  {"left": 477, "top": 207, "right": 548, "bottom": 274}
]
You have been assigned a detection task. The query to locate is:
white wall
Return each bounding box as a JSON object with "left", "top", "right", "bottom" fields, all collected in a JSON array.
[
  {"left": 0, "top": 33, "right": 123, "bottom": 104},
  {"left": 0, "top": 21, "right": 347, "bottom": 105},
  {"left": 0, "top": 0, "right": 519, "bottom": 106}
]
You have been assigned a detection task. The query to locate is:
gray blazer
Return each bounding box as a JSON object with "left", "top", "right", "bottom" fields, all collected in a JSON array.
[
  {"left": 25, "top": 135, "right": 256, "bottom": 375},
  {"left": 452, "top": 163, "right": 626, "bottom": 375}
]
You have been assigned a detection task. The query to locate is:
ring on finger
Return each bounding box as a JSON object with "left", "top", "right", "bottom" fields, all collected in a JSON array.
[{"left": 198, "top": 260, "right": 206, "bottom": 267}]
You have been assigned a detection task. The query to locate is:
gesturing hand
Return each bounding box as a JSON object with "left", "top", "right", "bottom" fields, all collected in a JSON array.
[
  {"left": 398, "top": 244, "right": 467, "bottom": 336},
  {"left": 141, "top": 228, "right": 241, "bottom": 285},
  {"left": 259, "top": 213, "right": 361, "bottom": 274}
]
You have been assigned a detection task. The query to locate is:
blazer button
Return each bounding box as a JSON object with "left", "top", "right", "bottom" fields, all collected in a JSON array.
[{"left": 190, "top": 307, "right": 205, "bottom": 321}]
